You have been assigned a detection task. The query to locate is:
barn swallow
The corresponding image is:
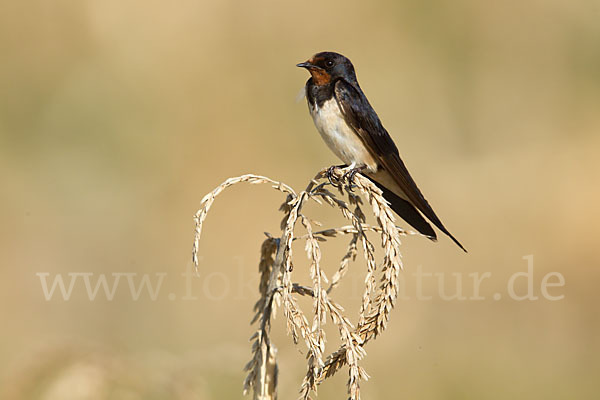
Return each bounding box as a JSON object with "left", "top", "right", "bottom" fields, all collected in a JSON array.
[{"left": 297, "top": 51, "right": 466, "bottom": 251}]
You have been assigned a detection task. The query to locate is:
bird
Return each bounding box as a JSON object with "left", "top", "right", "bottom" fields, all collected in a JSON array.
[{"left": 297, "top": 51, "right": 466, "bottom": 252}]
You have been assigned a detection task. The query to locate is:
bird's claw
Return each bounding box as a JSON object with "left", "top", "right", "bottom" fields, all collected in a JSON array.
[
  {"left": 342, "top": 167, "right": 362, "bottom": 191},
  {"left": 326, "top": 165, "right": 346, "bottom": 187}
]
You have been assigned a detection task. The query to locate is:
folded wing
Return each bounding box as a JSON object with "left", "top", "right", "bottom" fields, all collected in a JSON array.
[{"left": 333, "top": 79, "right": 466, "bottom": 252}]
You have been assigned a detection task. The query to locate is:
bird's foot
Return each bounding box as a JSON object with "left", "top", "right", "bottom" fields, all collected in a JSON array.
[
  {"left": 342, "top": 166, "right": 365, "bottom": 191},
  {"left": 326, "top": 164, "right": 347, "bottom": 187}
]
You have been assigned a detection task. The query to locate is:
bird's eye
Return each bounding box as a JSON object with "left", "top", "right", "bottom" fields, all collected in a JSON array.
[{"left": 325, "top": 60, "right": 334, "bottom": 67}]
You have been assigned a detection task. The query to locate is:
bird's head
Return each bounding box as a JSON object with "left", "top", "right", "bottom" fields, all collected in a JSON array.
[{"left": 297, "top": 51, "right": 356, "bottom": 85}]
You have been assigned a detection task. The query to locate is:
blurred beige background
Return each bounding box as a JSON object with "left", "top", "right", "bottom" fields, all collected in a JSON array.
[{"left": 1, "top": 0, "right": 599, "bottom": 399}]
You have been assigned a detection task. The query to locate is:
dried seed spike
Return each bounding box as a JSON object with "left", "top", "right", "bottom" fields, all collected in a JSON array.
[{"left": 193, "top": 167, "right": 406, "bottom": 400}]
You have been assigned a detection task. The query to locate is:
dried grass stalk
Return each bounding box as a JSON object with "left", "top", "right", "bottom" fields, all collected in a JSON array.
[{"left": 193, "top": 167, "right": 411, "bottom": 400}]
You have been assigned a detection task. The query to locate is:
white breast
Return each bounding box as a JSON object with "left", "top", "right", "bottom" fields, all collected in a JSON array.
[{"left": 309, "top": 98, "right": 378, "bottom": 171}]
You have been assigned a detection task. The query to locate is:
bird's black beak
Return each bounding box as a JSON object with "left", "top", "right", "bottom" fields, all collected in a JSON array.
[{"left": 296, "top": 61, "right": 321, "bottom": 70}]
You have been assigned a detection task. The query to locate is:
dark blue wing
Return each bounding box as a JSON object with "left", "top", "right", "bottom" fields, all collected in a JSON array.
[{"left": 334, "top": 78, "right": 466, "bottom": 251}]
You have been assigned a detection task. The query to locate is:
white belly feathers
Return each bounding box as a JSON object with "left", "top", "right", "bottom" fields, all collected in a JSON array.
[{"left": 309, "top": 98, "right": 378, "bottom": 171}]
